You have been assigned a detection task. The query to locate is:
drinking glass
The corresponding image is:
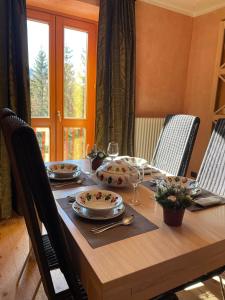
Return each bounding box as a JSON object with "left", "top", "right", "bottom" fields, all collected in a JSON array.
[
  {"left": 85, "top": 144, "right": 97, "bottom": 175},
  {"left": 107, "top": 142, "right": 119, "bottom": 160},
  {"left": 130, "top": 166, "right": 145, "bottom": 206}
]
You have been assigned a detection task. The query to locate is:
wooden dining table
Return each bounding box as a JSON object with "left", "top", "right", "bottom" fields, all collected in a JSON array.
[{"left": 52, "top": 160, "right": 225, "bottom": 300}]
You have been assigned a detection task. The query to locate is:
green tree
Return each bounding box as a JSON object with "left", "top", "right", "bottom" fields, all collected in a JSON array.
[
  {"left": 30, "top": 48, "right": 48, "bottom": 117},
  {"left": 73, "top": 47, "right": 86, "bottom": 118},
  {"left": 64, "top": 46, "right": 75, "bottom": 117}
]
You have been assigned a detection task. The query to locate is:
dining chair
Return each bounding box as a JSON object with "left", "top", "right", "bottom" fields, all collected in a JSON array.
[
  {"left": 197, "top": 118, "right": 225, "bottom": 196},
  {"left": 151, "top": 114, "right": 200, "bottom": 176},
  {"left": 152, "top": 119, "right": 225, "bottom": 300},
  {"left": 0, "top": 108, "right": 32, "bottom": 285},
  {"left": 0, "top": 108, "right": 87, "bottom": 300},
  {"left": 195, "top": 118, "right": 225, "bottom": 297}
]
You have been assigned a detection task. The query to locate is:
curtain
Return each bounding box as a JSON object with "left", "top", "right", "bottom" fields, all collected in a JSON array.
[
  {"left": 0, "top": 0, "right": 31, "bottom": 218},
  {"left": 95, "top": 0, "right": 136, "bottom": 155}
]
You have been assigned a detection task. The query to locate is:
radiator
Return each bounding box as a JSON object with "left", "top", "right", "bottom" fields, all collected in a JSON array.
[{"left": 134, "top": 117, "right": 165, "bottom": 162}]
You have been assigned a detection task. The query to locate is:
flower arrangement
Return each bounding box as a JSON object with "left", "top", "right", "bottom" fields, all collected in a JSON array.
[
  {"left": 155, "top": 176, "right": 194, "bottom": 226},
  {"left": 155, "top": 178, "right": 193, "bottom": 210}
]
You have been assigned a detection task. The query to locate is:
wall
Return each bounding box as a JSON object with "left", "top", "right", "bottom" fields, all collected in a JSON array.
[
  {"left": 135, "top": 1, "right": 193, "bottom": 117},
  {"left": 184, "top": 7, "right": 225, "bottom": 175}
]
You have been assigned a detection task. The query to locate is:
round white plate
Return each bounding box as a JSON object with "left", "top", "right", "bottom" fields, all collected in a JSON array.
[
  {"left": 72, "top": 202, "right": 125, "bottom": 220},
  {"left": 75, "top": 189, "right": 123, "bottom": 211},
  {"left": 119, "top": 156, "right": 148, "bottom": 167},
  {"left": 48, "top": 169, "right": 81, "bottom": 181},
  {"left": 47, "top": 162, "right": 79, "bottom": 178}
]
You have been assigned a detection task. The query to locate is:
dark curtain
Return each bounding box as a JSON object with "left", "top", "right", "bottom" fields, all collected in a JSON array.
[
  {"left": 0, "top": 0, "right": 31, "bottom": 218},
  {"left": 95, "top": 0, "right": 136, "bottom": 155}
]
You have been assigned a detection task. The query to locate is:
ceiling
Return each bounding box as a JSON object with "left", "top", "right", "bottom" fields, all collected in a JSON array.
[{"left": 140, "top": 0, "right": 225, "bottom": 16}]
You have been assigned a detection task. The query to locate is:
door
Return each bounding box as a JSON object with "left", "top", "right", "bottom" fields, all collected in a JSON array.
[
  {"left": 56, "top": 17, "right": 96, "bottom": 161},
  {"left": 27, "top": 9, "right": 97, "bottom": 162}
]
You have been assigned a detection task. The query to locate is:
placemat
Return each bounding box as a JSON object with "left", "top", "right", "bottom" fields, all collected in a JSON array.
[
  {"left": 141, "top": 181, "right": 225, "bottom": 212},
  {"left": 56, "top": 197, "right": 158, "bottom": 249},
  {"left": 50, "top": 172, "right": 97, "bottom": 190},
  {"left": 187, "top": 190, "right": 225, "bottom": 212}
]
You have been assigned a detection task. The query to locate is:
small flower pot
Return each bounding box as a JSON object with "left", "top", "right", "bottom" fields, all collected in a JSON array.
[{"left": 163, "top": 207, "right": 185, "bottom": 227}]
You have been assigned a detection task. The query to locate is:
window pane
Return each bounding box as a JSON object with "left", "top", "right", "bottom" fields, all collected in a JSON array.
[
  {"left": 28, "top": 20, "right": 49, "bottom": 118},
  {"left": 64, "top": 28, "right": 88, "bottom": 119},
  {"left": 64, "top": 128, "right": 86, "bottom": 159},
  {"left": 34, "top": 127, "right": 50, "bottom": 162}
]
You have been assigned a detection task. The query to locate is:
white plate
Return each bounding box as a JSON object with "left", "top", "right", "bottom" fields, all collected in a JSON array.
[
  {"left": 47, "top": 162, "right": 79, "bottom": 178},
  {"left": 119, "top": 156, "right": 148, "bottom": 167},
  {"left": 75, "top": 189, "right": 123, "bottom": 211},
  {"left": 144, "top": 166, "right": 163, "bottom": 175},
  {"left": 48, "top": 170, "right": 81, "bottom": 181},
  {"left": 72, "top": 202, "right": 125, "bottom": 220}
]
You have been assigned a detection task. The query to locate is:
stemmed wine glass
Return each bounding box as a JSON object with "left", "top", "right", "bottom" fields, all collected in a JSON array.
[
  {"left": 107, "top": 142, "right": 119, "bottom": 160},
  {"left": 129, "top": 166, "right": 145, "bottom": 206}
]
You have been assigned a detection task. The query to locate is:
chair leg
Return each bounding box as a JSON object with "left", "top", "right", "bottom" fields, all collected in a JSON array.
[
  {"left": 16, "top": 247, "right": 33, "bottom": 286},
  {"left": 219, "top": 275, "right": 225, "bottom": 300},
  {"left": 32, "top": 278, "right": 41, "bottom": 300}
]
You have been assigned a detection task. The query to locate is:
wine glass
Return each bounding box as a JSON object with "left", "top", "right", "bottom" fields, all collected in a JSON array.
[
  {"left": 107, "top": 142, "right": 119, "bottom": 160},
  {"left": 130, "top": 166, "right": 145, "bottom": 206},
  {"left": 85, "top": 144, "right": 97, "bottom": 175}
]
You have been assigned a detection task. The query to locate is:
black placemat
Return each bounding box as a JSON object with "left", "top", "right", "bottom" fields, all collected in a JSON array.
[
  {"left": 56, "top": 197, "right": 158, "bottom": 249},
  {"left": 141, "top": 181, "right": 225, "bottom": 212}
]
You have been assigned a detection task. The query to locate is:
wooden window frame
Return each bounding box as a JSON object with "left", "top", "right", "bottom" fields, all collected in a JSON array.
[
  {"left": 55, "top": 16, "right": 97, "bottom": 160},
  {"left": 27, "top": 9, "right": 56, "bottom": 161},
  {"left": 27, "top": 8, "right": 97, "bottom": 161}
]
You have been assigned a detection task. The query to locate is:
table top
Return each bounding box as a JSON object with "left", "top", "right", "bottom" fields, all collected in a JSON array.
[{"left": 52, "top": 160, "right": 225, "bottom": 300}]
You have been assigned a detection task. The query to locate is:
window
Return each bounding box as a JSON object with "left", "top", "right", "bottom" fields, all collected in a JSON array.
[{"left": 27, "top": 9, "right": 97, "bottom": 161}]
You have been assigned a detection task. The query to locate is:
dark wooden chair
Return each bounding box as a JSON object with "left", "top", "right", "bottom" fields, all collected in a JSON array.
[
  {"left": 0, "top": 108, "right": 87, "bottom": 300},
  {"left": 151, "top": 114, "right": 200, "bottom": 176}
]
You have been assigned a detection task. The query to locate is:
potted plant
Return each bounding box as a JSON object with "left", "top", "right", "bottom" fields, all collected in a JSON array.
[{"left": 155, "top": 177, "right": 193, "bottom": 226}]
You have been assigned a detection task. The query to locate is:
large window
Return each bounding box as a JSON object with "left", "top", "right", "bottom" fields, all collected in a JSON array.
[{"left": 27, "top": 10, "right": 97, "bottom": 161}]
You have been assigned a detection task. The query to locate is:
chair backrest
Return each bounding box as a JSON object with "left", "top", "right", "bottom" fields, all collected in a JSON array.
[
  {"left": 151, "top": 114, "right": 200, "bottom": 176},
  {"left": 197, "top": 119, "right": 225, "bottom": 196},
  {"left": 0, "top": 108, "right": 82, "bottom": 299}
]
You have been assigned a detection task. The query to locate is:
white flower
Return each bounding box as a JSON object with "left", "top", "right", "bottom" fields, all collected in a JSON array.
[{"left": 167, "top": 195, "right": 177, "bottom": 202}]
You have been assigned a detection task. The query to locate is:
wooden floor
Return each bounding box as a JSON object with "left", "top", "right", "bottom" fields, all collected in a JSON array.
[{"left": 0, "top": 215, "right": 224, "bottom": 300}]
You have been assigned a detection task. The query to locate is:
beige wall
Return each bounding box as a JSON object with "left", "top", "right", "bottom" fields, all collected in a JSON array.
[
  {"left": 136, "top": 2, "right": 225, "bottom": 176},
  {"left": 136, "top": 1, "right": 193, "bottom": 117},
  {"left": 184, "top": 7, "right": 225, "bottom": 175}
]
